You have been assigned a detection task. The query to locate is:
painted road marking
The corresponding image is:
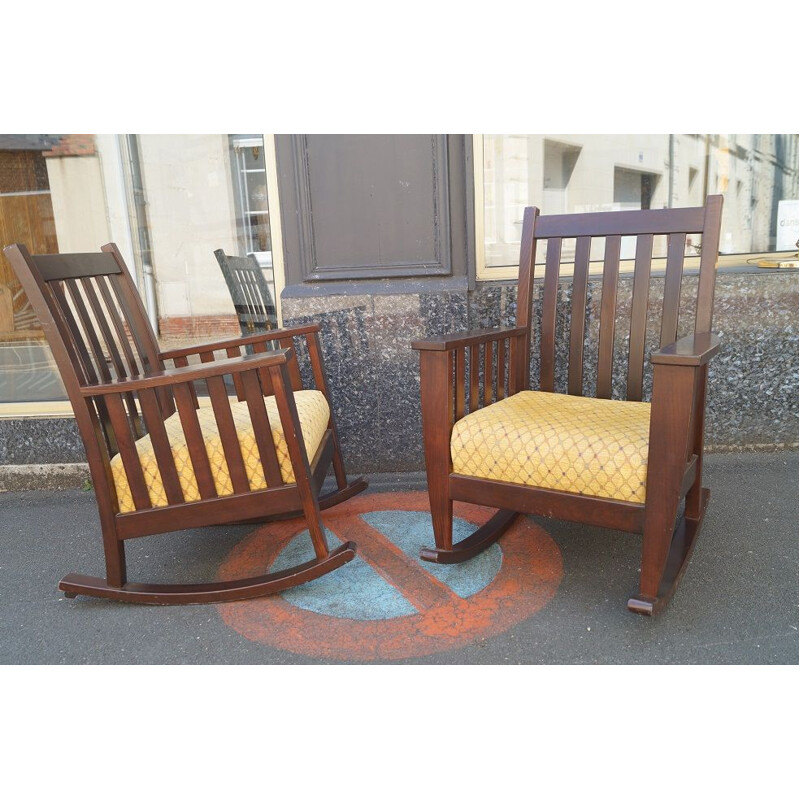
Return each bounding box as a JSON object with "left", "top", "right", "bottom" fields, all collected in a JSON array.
[{"left": 217, "top": 492, "right": 562, "bottom": 661}]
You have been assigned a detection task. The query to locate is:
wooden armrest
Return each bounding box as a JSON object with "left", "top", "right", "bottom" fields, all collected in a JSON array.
[
  {"left": 159, "top": 324, "right": 321, "bottom": 361},
  {"left": 650, "top": 333, "right": 721, "bottom": 367},
  {"left": 80, "top": 350, "right": 290, "bottom": 396},
  {"left": 412, "top": 326, "right": 527, "bottom": 352}
]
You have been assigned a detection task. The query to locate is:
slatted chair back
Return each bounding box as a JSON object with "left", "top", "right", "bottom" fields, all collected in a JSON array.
[
  {"left": 514, "top": 196, "right": 723, "bottom": 401},
  {"left": 8, "top": 243, "right": 173, "bottom": 457},
  {"left": 214, "top": 249, "right": 277, "bottom": 336}
]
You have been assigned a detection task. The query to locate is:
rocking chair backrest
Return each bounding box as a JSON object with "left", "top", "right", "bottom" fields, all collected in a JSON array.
[
  {"left": 214, "top": 249, "right": 277, "bottom": 336},
  {"left": 4, "top": 242, "right": 171, "bottom": 457},
  {"left": 515, "top": 196, "right": 724, "bottom": 401}
]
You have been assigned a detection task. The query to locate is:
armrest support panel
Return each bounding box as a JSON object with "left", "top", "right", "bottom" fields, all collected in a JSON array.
[
  {"left": 81, "top": 349, "right": 291, "bottom": 396},
  {"left": 160, "top": 324, "right": 321, "bottom": 362},
  {"left": 412, "top": 326, "right": 527, "bottom": 352}
]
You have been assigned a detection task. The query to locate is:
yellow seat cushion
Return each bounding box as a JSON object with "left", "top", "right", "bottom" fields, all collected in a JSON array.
[
  {"left": 110, "top": 389, "right": 330, "bottom": 513},
  {"left": 451, "top": 390, "right": 651, "bottom": 503}
]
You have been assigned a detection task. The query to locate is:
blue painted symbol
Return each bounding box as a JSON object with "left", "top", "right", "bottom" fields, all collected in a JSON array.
[{"left": 271, "top": 511, "right": 503, "bottom": 620}]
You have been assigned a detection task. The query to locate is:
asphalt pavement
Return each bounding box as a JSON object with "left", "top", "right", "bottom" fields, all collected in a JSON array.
[{"left": 1, "top": 450, "right": 797, "bottom": 665}]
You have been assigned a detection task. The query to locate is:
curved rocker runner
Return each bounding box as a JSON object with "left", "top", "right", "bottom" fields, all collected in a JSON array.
[{"left": 4, "top": 242, "right": 367, "bottom": 605}]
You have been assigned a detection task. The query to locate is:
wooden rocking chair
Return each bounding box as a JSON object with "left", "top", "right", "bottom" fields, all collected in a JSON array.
[
  {"left": 413, "top": 196, "right": 723, "bottom": 615},
  {"left": 4, "top": 242, "right": 367, "bottom": 604},
  {"left": 214, "top": 249, "right": 278, "bottom": 336}
]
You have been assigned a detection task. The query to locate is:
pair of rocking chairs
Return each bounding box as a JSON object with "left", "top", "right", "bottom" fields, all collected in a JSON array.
[{"left": 5, "top": 196, "right": 723, "bottom": 615}]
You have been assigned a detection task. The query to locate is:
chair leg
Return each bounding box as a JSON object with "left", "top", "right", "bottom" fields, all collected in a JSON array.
[
  {"left": 418, "top": 349, "right": 454, "bottom": 558},
  {"left": 685, "top": 365, "right": 708, "bottom": 522},
  {"left": 629, "top": 364, "right": 703, "bottom": 615},
  {"left": 104, "top": 537, "right": 127, "bottom": 588},
  {"left": 428, "top": 478, "right": 454, "bottom": 553},
  {"left": 324, "top": 421, "right": 368, "bottom": 504},
  {"left": 628, "top": 489, "right": 710, "bottom": 616}
]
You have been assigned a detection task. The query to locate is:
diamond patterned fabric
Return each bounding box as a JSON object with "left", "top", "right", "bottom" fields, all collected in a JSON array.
[
  {"left": 110, "top": 390, "right": 330, "bottom": 513},
  {"left": 450, "top": 390, "right": 651, "bottom": 503}
]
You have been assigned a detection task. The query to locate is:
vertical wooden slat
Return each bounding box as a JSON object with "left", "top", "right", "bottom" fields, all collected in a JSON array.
[
  {"left": 240, "top": 370, "right": 284, "bottom": 487},
  {"left": 76, "top": 277, "right": 143, "bottom": 435},
  {"left": 661, "top": 232, "right": 686, "bottom": 347},
  {"left": 206, "top": 374, "right": 250, "bottom": 495},
  {"left": 105, "top": 393, "right": 152, "bottom": 510},
  {"left": 80, "top": 278, "right": 126, "bottom": 380},
  {"left": 305, "top": 331, "right": 347, "bottom": 487},
  {"left": 51, "top": 281, "right": 117, "bottom": 454},
  {"left": 226, "top": 345, "right": 246, "bottom": 400},
  {"left": 169, "top": 354, "right": 198, "bottom": 409},
  {"left": 138, "top": 388, "right": 185, "bottom": 505},
  {"left": 50, "top": 281, "right": 98, "bottom": 383},
  {"left": 496, "top": 338, "right": 505, "bottom": 400},
  {"left": 626, "top": 233, "right": 654, "bottom": 401},
  {"left": 597, "top": 235, "right": 621, "bottom": 399},
  {"left": 469, "top": 343, "right": 480, "bottom": 412},
  {"left": 509, "top": 334, "right": 520, "bottom": 395},
  {"left": 235, "top": 269, "right": 259, "bottom": 330},
  {"left": 515, "top": 208, "right": 539, "bottom": 393},
  {"left": 270, "top": 362, "right": 330, "bottom": 559},
  {"left": 568, "top": 236, "right": 591, "bottom": 396},
  {"left": 483, "top": 341, "right": 493, "bottom": 407},
  {"left": 66, "top": 280, "right": 112, "bottom": 381},
  {"left": 455, "top": 347, "right": 466, "bottom": 420},
  {"left": 279, "top": 336, "right": 304, "bottom": 390},
  {"left": 104, "top": 255, "right": 175, "bottom": 416},
  {"left": 252, "top": 338, "right": 276, "bottom": 396},
  {"left": 95, "top": 274, "right": 140, "bottom": 377},
  {"left": 695, "top": 194, "right": 724, "bottom": 334},
  {"left": 106, "top": 272, "right": 158, "bottom": 374},
  {"left": 540, "top": 237, "right": 562, "bottom": 392},
  {"left": 172, "top": 382, "right": 217, "bottom": 499}
]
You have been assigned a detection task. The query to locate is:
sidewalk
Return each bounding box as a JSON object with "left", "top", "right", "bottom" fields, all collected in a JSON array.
[{"left": 1, "top": 450, "right": 797, "bottom": 664}]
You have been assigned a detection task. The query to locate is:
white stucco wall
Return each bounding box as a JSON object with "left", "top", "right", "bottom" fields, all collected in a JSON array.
[
  {"left": 137, "top": 135, "right": 239, "bottom": 319},
  {"left": 45, "top": 155, "right": 111, "bottom": 253}
]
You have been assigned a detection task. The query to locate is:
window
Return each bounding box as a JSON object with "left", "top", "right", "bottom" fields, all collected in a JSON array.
[
  {"left": 475, "top": 134, "right": 800, "bottom": 280},
  {"left": 229, "top": 135, "right": 274, "bottom": 283},
  {"left": 0, "top": 134, "right": 281, "bottom": 408}
]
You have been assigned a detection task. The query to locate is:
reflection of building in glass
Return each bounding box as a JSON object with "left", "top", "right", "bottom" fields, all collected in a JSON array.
[
  {"left": 0, "top": 133, "right": 277, "bottom": 403},
  {"left": 229, "top": 134, "right": 273, "bottom": 272},
  {"left": 484, "top": 134, "right": 800, "bottom": 267}
]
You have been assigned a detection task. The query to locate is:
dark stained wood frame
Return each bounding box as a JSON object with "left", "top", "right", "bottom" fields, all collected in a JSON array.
[
  {"left": 214, "top": 249, "right": 278, "bottom": 336},
  {"left": 412, "top": 196, "right": 724, "bottom": 615},
  {"left": 4, "top": 242, "right": 367, "bottom": 604}
]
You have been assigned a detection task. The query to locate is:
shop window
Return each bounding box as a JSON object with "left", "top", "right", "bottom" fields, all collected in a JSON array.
[
  {"left": 476, "top": 134, "right": 800, "bottom": 280},
  {"left": 0, "top": 134, "right": 280, "bottom": 409}
]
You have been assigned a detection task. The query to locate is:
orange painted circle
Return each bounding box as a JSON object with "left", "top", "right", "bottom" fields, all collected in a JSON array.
[{"left": 217, "top": 492, "right": 563, "bottom": 661}]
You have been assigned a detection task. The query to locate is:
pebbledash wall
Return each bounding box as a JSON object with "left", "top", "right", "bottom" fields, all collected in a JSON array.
[{"left": 0, "top": 134, "right": 797, "bottom": 487}]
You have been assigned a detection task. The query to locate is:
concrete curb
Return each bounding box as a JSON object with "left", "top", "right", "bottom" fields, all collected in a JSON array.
[{"left": 0, "top": 462, "right": 91, "bottom": 492}]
